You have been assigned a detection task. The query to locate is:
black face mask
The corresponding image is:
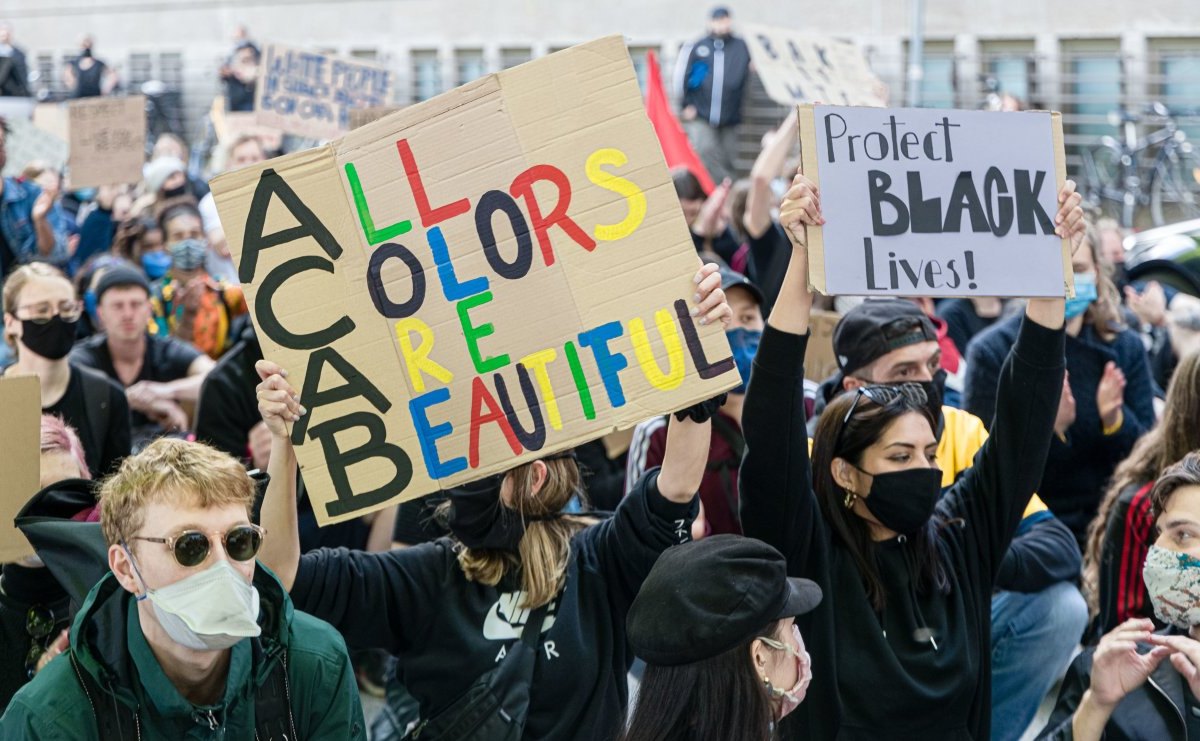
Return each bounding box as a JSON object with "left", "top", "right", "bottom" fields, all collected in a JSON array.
[
  {"left": 20, "top": 316, "right": 78, "bottom": 360},
  {"left": 447, "top": 475, "right": 527, "bottom": 552},
  {"left": 162, "top": 184, "right": 188, "bottom": 200},
  {"left": 859, "top": 466, "right": 944, "bottom": 535}
]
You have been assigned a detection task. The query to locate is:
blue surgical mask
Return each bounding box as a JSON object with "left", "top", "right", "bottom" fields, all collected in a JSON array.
[
  {"left": 1064, "top": 272, "right": 1098, "bottom": 319},
  {"left": 73, "top": 187, "right": 98, "bottom": 202},
  {"left": 142, "top": 251, "right": 172, "bottom": 280},
  {"left": 725, "top": 327, "right": 762, "bottom": 395}
]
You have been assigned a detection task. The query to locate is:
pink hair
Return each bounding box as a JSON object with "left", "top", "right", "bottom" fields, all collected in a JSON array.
[{"left": 40, "top": 414, "right": 92, "bottom": 481}]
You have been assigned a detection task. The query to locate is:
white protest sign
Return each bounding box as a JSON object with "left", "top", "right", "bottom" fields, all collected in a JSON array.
[
  {"left": 254, "top": 43, "right": 393, "bottom": 140},
  {"left": 798, "top": 104, "right": 1072, "bottom": 297},
  {"left": 742, "top": 25, "right": 886, "bottom": 107}
]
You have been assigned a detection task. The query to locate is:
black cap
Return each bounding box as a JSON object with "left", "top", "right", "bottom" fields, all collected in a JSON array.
[
  {"left": 719, "top": 267, "right": 763, "bottom": 307},
  {"left": 833, "top": 299, "right": 937, "bottom": 376},
  {"left": 711, "top": 6, "right": 731, "bottom": 18},
  {"left": 93, "top": 266, "right": 150, "bottom": 303},
  {"left": 628, "top": 535, "right": 822, "bottom": 666}
]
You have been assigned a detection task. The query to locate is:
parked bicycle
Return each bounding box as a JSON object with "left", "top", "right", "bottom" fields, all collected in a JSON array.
[{"left": 1080, "top": 102, "right": 1200, "bottom": 228}]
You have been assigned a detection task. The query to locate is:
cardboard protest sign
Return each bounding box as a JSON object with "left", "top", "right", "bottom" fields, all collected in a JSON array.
[
  {"left": 797, "top": 104, "right": 1072, "bottom": 297},
  {"left": 0, "top": 376, "right": 41, "bottom": 563},
  {"left": 67, "top": 96, "right": 146, "bottom": 189},
  {"left": 210, "top": 97, "right": 285, "bottom": 153},
  {"left": 350, "top": 106, "right": 402, "bottom": 130},
  {"left": 33, "top": 103, "right": 69, "bottom": 141},
  {"left": 742, "top": 24, "right": 886, "bottom": 107},
  {"left": 805, "top": 310, "right": 842, "bottom": 382},
  {"left": 212, "top": 36, "right": 740, "bottom": 525},
  {"left": 255, "top": 43, "right": 393, "bottom": 140},
  {"left": 2, "top": 117, "right": 67, "bottom": 177}
]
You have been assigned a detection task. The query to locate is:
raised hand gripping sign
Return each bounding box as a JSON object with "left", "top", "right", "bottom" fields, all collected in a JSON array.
[
  {"left": 212, "top": 37, "right": 740, "bottom": 525},
  {"left": 797, "top": 104, "right": 1074, "bottom": 298}
]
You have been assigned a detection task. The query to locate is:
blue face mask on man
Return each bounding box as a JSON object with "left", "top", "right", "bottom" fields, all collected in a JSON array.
[
  {"left": 725, "top": 327, "right": 762, "bottom": 395},
  {"left": 1064, "top": 272, "right": 1098, "bottom": 320}
]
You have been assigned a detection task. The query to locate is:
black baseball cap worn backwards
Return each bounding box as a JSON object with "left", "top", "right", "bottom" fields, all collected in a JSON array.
[
  {"left": 833, "top": 299, "right": 938, "bottom": 377},
  {"left": 627, "top": 534, "right": 822, "bottom": 666}
]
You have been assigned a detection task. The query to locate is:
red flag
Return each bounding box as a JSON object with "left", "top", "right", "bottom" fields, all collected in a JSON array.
[{"left": 644, "top": 49, "right": 715, "bottom": 195}]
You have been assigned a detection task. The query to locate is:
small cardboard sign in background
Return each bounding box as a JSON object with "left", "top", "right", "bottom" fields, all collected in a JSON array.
[
  {"left": 743, "top": 25, "right": 886, "bottom": 107},
  {"left": 212, "top": 36, "right": 740, "bottom": 526},
  {"left": 254, "top": 43, "right": 393, "bottom": 140},
  {"left": 0, "top": 376, "right": 42, "bottom": 563},
  {"left": 805, "top": 310, "right": 842, "bottom": 382},
  {"left": 33, "top": 103, "right": 69, "bottom": 141},
  {"left": 798, "top": 103, "right": 1072, "bottom": 297},
  {"left": 2, "top": 117, "right": 68, "bottom": 177},
  {"left": 67, "top": 95, "right": 146, "bottom": 189}
]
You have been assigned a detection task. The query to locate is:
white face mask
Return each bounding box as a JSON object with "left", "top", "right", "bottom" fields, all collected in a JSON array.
[
  {"left": 1144, "top": 545, "right": 1200, "bottom": 630},
  {"left": 128, "top": 554, "right": 261, "bottom": 651},
  {"left": 761, "top": 624, "right": 813, "bottom": 720}
]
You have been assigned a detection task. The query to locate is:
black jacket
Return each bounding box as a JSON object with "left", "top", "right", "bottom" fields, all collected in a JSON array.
[
  {"left": 740, "top": 317, "right": 1065, "bottom": 740},
  {"left": 1093, "top": 481, "right": 1159, "bottom": 639},
  {"left": 675, "top": 34, "right": 751, "bottom": 127},
  {"left": 290, "top": 470, "right": 696, "bottom": 741},
  {"left": 194, "top": 324, "right": 263, "bottom": 464},
  {"left": 1039, "top": 629, "right": 1190, "bottom": 739},
  {"left": 965, "top": 315, "right": 1155, "bottom": 547}
]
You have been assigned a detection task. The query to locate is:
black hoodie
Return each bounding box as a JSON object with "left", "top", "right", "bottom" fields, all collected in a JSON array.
[
  {"left": 290, "top": 469, "right": 696, "bottom": 741},
  {"left": 740, "top": 317, "right": 1065, "bottom": 740}
]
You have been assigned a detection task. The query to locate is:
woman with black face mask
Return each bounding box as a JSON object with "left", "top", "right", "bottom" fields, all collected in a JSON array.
[
  {"left": 2, "top": 263, "right": 130, "bottom": 477},
  {"left": 251, "top": 262, "right": 733, "bottom": 741},
  {"left": 737, "top": 167, "right": 1083, "bottom": 741}
]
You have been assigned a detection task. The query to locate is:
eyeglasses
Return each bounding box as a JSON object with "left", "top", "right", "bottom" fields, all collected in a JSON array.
[
  {"left": 24, "top": 605, "right": 58, "bottom": 678},
  {"left": 127, "top": 524, "right": 266, "bottom": 568},
  {"left": 833, "top": 384, "right": 929, "bottom": 453},
  {"left": 15, "top": 300, "right": 83, "bottom": 324}
]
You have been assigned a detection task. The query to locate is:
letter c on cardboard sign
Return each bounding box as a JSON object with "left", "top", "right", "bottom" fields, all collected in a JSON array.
[{"left": 255, "top": 255, "right": 356, "bottom": 350}]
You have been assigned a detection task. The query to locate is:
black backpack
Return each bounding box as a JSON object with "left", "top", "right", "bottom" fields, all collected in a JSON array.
[
  {"left": 69, "top": 645, "right": 296, "bottom": 740},
  {"left": 409, "top": 604, "right": 550, "bottom": 741}
]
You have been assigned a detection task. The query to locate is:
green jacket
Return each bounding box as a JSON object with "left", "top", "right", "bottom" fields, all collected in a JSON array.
[{"left": 0, "top": 565, "right": 365, "bottom": 740}]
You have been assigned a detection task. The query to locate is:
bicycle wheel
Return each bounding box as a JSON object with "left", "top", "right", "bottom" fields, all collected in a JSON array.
[
  {"left": 1150, "top": 147, "right": 1200, "bottom": 226},
  {"left": 1082, "top": 142, "right": 1129, "bottom": 224}
]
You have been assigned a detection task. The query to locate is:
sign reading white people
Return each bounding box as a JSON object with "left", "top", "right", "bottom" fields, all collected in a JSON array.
[
  {"left": 742, "top": 24, "right": 886, "bottom": 107},
  {"left": 254, "top": 42, "right": 394, "bottom": 140},
  {"left": 797, "top": 103, "right": 1073, "bottom": 297}
]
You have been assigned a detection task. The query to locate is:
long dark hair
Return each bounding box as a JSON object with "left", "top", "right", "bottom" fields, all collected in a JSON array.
[
  {"left": 811, "top": 388, "right": 951, "bottom": 612},
  {"left": 620, "top": 623, "right": 777, "bottom": 741},
  {"left": 1082, "top": 350, "right": 1200, "bottom": 614}
]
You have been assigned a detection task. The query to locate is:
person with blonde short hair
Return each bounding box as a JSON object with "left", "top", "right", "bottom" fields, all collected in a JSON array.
[{"left": 0, "top": 438, "right": 366, "bottom": 739}]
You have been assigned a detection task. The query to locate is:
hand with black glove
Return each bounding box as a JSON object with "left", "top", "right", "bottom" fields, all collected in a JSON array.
[{"left": 674, "top": 393, "right": 728, "bottom": 423}]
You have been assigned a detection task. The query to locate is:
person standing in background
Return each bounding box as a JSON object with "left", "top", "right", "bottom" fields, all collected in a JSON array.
[
  {"left": 62, "top": 36, "right": 117, "bottom": 99},
  {"left": 0, "top": 23, "right": 31, "bottom": 98},
  {"left": 675, "top": 6, "right": 751, "bottom": 183}
]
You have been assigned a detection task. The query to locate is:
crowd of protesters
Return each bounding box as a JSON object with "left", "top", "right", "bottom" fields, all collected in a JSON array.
[{"left": 2, "top": 8, "right": 1200, "bottom": 741}]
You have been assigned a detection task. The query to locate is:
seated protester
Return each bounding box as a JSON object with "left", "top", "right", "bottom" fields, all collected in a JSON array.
[
  {"left": 674, "top": 168, "right": 739, "bottom": 267},
  {"left": 1040, "top": 453, "right": 1200, "bottom": 740},
  {"left": 69, "top": 185, "right": 133, "bottom": 277},
  {"left": 908, "top": 296, "right": 967, "bottom": 408},
  {"left": 965, "top": 220, "right": 1157, "bottom": 550},
  {"left": 2, "top": 263, "right": 130, "bottom": 475},
  {"left": 18, "top": 165, "right": 76, "bottom": 257},
  {"left": 0, "top": 415, "right": 92, "bottom": 714},
  {"left": 938, "top": 297, "right": 1006, "bottom": 358},
  {"left": 112, "top": 215, "right": 169, "bottom": 280},
  {"left": 1083, "top": 349, "right": 1200, "bottom": 638},
  {"left": 742, "top": 109, "right": 798, "bottom": 318},
  {"left": 622, "top": 536, "right": 822, "bottom": 741},
  {"left": 739, "top": 169, "right": 1083, "bottom": 740},
  {"left": 0, "top": 122, "right": 71, "bottom": 277},
  {"left": 627, "top": 268, "right": 763, "bottom": 536},
  {"left": 152, "top": 237, "right": 248, "bottom": 360},
  {"left": 805, "top": 291, "right": 1085, "bottom": 741},
  {"left": 72, "top": 254, "right": 132, "bottom": 340},
  {"left": 71, "top": 266, "right": 215, "bottom": 448},
  {"left": 0, "top": 438, "right": 365, "bottom": 738},
  {"left": 150, "top": 134, "right": 210, "bottom": 202},
  {"left": 251, "top": 263, "right": 731, "bottom": 741},
  {"left": 1124, "top": 279, "right": 1200, "bottom": 392}
]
